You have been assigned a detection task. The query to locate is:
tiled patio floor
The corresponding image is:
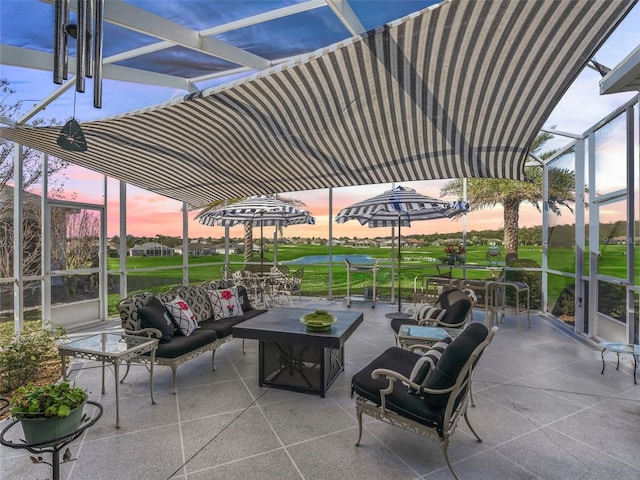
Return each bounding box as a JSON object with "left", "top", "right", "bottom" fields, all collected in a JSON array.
[{"left": 2, "top": 300, "right": 640, "bottom": 480}]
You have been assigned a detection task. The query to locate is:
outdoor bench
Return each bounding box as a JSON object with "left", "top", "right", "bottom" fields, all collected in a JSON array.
[{"left": 118, "top": 281, "right": 266, "bottom": 393}]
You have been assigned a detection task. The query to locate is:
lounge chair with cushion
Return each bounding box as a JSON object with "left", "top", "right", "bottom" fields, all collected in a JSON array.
[
  {"left": 391, "top": 288, "right": 473, "bottom": 336},
  {"left": 351, "top": 323, "right": 497, "bottom": 480}
]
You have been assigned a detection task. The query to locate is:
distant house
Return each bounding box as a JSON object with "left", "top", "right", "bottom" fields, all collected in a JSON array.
[
  {"left": 403, "top": 238, "right": 421, "bottom": 249},
  {"left": 215, "top": 242, "right": 243, "bottom": 254},
  {"left": 174, "top": 242, "right": 216, "bottom": 256},
  {"left": 128, "top": 242, "right": 174, "bottom": 257}
]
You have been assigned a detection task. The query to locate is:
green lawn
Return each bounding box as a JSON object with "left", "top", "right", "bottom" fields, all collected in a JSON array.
[
  {"left": 3, "top": 243, "right": 632, "bottom": 332},
  {"left": 106, "top": 245, "right": 543, "bottom": 314}
]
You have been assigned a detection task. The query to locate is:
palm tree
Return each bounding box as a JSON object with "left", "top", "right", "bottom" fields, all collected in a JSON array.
[
  {"left": 196, "top": 194, "right": 308, "bottom": 268},
  {"left": 440, "top": 132, "right": 576, "bottom": 258}
]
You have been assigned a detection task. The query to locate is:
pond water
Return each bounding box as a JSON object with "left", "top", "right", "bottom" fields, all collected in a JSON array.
[{"left": 283, "top": 254, "right": 375, "bottom": 265}]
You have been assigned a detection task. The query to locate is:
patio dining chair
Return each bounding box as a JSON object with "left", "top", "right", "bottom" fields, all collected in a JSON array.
[
  {"left": 232, "top": 270, "right": 268, "bottom": 308},
  {"left": 220, "top": 265, "right": 234, "bottom": 281},
  {"left": 275, "top": 268, "right": 304, "bottom": 304},
  {"left": 351, "top": 323, "right": 497, "bottom": 480}
]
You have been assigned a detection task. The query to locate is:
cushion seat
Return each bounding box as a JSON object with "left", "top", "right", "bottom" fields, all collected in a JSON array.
[
  {"left": 351, "top": 347, "right": 445, "bottom": 430},
  {"left": 199, "top": 309, "right": 267, "bottom": 338},
  {"left": 144, "top": 329, "right": 218, "bottom": 359}
]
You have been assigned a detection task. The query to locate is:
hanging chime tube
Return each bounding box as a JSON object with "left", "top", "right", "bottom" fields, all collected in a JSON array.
[
  {"left": 85, "top": 0, "right": 94, "bottom": 78},
  {"left": 62, "top": 0, "right": 69, "bottom": 80},
  {"left": 93, "top": 0, "right": 104, "bottom": 108},
  {"left": 53, "top": 0, "right": 69, "bottom": 84},
  {"left": 76, "top": 0, "right": 88, "bottom": 93}
]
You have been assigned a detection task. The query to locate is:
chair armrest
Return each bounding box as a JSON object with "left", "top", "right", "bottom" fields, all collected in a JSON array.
[
  {"left": 371, "top": 367, "right": 457, "bottom": 407},
  {"left": 433, "top": 319, "right": 466, "bottom": 328},
  {"left": 371, "top": 368, "right": 419, "bottom": 412},
  {"left": 125, "top": 328, "right": 162, "bottom": 339},
  {"left": 407, "top": 344, "right": 430, "bottom": 353}
]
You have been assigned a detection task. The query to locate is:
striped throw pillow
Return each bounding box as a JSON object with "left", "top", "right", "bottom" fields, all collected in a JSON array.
[
  {"left": 417, "top": 306, "right": 447, "bottom": 325},
  {"left": 408, "top": 337, "right": 452, "bottom": 393}
]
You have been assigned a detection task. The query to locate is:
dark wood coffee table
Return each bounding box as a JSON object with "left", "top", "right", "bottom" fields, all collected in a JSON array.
[{"left": 232, "top": 307, "right": 363, "bottom": 397}]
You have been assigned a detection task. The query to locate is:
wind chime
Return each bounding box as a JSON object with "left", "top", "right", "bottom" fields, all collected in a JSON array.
[{"left": 53, "top": 0, "right": 105, "bottom": 152}]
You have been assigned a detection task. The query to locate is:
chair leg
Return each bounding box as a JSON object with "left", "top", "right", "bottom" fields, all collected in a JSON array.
[
  {"left": 211, "top": 349, "right": 217, "bottom": 371},
  {"left": 441, "top": 442, "right": 461, "bottom": 480},
  {"left": 463, "top": 411, "right": 483, "bottom": 442},
  {"left": 355, "top": 406, "right": 364, "bottom": 446},
  {"left": 171, "top": 366, "right": 178, "bottom": 394},
  {"left": 242, "top": 339, "right": 246, "bottom": 354}
]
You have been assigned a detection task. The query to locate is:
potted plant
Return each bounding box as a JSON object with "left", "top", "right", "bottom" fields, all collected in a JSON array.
[{"left": 9, "top": 381, "right": 88, "bottom": 445}]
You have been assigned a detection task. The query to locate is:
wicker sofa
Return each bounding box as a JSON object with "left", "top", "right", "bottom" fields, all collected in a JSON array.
[{"left": 118, "top": 280, "right": 266, "bottom": 393}]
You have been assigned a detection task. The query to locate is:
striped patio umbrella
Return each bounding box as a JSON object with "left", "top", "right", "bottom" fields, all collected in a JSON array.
[
  {"left": 335, "top": 186, "right": 469, "bottom": 314},
  {"left": 199, "top": 196, "right": 315, "bottom": 272}
]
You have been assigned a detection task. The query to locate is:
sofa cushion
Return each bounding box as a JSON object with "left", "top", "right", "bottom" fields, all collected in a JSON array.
[
  {"left": 138, "top": 297, "right": 177, "bottom": 343},
  {"left": 164, "top": 297, "right": 199, "bottom": 336},
  {"left": 199, "top": 309, "right": 264, "bottom": 337},
  {"left": 208, "top": 287, "right": 244, "bottom": 319},
  {"left": 145, "top": 329, "right": 218, "bottom": 359}
]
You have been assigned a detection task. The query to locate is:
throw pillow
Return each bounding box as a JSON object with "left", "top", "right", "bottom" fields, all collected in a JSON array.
[
  {"left": 417, "top": 306, "right": 447, "bottom": 325},
  {"left": 408, "top": 337, "right": 452, "bottom": 393},
  {"left": 208, "top": 288, "right": 244, "bottom": 319},
  {"left": 237, "top": 286, "right": 253, "bottom": 312},
  {"left": 138, "top": 297, "right": 177, "bottom": 343},
  {"left": 164, "top": 297, "right": 199, "bottom": 336}
]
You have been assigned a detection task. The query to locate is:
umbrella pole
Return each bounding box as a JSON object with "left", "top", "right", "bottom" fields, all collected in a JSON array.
[
  {"left": 386, "top": 221, "right": 412, "bottom": 319},
  {"left": 398, "top": 223, "right": 401, "bottom": 312},
  {"left": 260, "top": 216, "right": 264, "bottom": 274}
]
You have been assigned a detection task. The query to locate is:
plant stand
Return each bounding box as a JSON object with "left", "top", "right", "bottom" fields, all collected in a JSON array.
[{"left": 0, "top": 400, "right": 103, "bottom": 480}]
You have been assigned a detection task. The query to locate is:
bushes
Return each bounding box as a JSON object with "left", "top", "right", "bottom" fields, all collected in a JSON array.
[{"left": 0, "top": 328, "right": 63, "bottom": 394}]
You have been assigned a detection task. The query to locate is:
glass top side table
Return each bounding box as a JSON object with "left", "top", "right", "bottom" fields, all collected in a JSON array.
[
  {"left": 397, "top": 325, "right": 464, "bottom": 350},
  {"left": 57, "top": 333, "right": 158, "bottom": 428},
  {"left": 599, "top": 341, "right": 640, "bottom": 384}
]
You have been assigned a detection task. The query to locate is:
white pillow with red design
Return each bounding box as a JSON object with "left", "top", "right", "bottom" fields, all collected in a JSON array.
[{"left": 164, "top": 297, "right": 199, "bottom": 336}]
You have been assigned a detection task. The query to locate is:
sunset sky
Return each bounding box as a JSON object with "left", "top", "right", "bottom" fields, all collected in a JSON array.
[{"left": 5, "top": 2, "right": 639, "bottom": 240}]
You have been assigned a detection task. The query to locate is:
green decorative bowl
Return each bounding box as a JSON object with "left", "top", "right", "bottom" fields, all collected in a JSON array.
[{"left": 300, "top": 311, "right": 336, "bottom": 331}]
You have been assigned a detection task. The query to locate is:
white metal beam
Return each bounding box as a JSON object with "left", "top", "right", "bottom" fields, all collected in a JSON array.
[
  {"left": 325, "top": 0, "right": 366, "bottom": 36},
  {"left": 103, "top": 0, "right": 270, "bottom": 70},
  {"left": 17, "top": 79, "right": 76, "bottom": 125},
  {"left": 600, "top": 43, "right": 640, "bottom": 94},
  {"left": 1, "top": 45, "right": 192, "bottom": 90},
  {"left": 41, "top": 0, "right": 271, "bottom": 70},
  {"left": 199, "top": 0, "right": 326, "bottom": 36}
]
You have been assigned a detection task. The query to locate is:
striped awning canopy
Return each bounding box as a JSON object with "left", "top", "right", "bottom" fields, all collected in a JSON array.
[
  {"left": 335, "top": 185, "right": 468, "bottom": 228},
  {"left": 198, "top": 196, "right": 315, "bottom": 228},
  {"left": 0, "top": 0, "right": 634, "bottom": 208}
]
